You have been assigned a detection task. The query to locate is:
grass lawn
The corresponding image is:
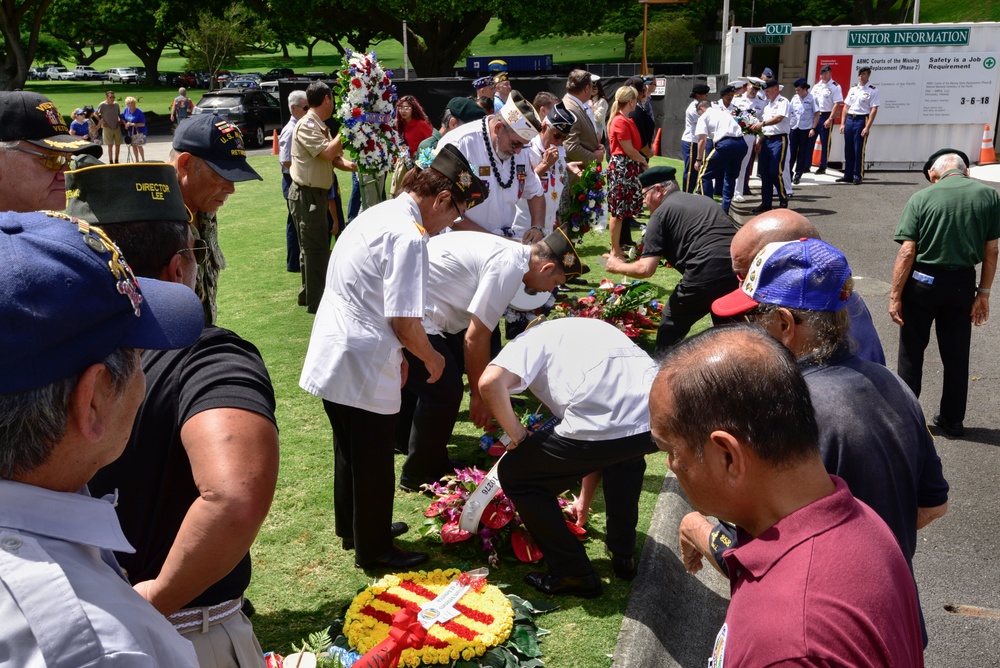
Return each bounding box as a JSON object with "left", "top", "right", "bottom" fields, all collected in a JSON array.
[{"left": 212, "top": 154, "right": 693, "bottom": 665}]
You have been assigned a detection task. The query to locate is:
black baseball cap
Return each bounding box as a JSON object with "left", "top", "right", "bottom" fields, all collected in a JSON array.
[
  {"left": 0, "top": 92, "right": 102, "bottom": 157},
  {"left": 172, "top": 114, "right": 262, "bottom": 182}
]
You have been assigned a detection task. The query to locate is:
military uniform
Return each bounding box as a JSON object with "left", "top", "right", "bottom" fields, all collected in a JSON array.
[
  {"left": 757, "top": 91, "right": 790, "bottom": 210},
  {"left": 290, "top": 109, "right": 336, "bottom": 313},
  {"left": 842, "top": 81, "right": 880, "bottom": 184},
  {"left": 812, "top": 78, "right": 843, "bottom": 172},
  {"left": 191, "top": 210, "right": 223, "bottom": 325}
]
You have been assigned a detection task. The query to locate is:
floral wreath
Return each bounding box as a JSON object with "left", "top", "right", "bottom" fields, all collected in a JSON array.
[
  {"left": 335, "top": 49, "right": 406, "bottom": 173},
  {"left": 345, "top": 569, "right": 513, "bottom": 665},
  {"left": 565, "top": 162, "right": 606, "bottom": 242}
]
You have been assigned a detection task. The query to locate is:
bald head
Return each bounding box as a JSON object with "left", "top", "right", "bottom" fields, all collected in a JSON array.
[{"left": 731, "top": 210, "right": 820, "bottom": 276}]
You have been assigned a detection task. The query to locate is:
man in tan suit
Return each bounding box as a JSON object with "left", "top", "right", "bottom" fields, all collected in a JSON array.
[{"left": 562, "top": 69, "right": 605, "bottom": 191}]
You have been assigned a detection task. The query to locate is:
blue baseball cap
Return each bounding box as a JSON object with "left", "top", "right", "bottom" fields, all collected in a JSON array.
[
  {"left": 0, "top": 211, "right": 204, "bottom": 393},
  {"left": 712, "top": 239, "right": 852, "bottom": 317}
]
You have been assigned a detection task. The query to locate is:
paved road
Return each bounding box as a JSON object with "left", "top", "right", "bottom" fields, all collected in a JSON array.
[{"left": 614, "top": 166, "right": 1000, "bottom": 667}]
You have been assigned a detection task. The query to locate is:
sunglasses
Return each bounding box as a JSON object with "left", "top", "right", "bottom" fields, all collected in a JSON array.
[
  {"left": 450, "top": 197, "right": 466, "bottom": 224},
  {"left": 176, "top": 239, "right": 209, "bottom": 265},
  {"left": 13, "top": 146, "right": 70, "bottom": 171},
  {"left": 550, "top": 129, "right": 569, "bottom": 142}
]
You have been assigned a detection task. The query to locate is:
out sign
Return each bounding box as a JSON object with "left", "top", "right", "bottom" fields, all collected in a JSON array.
[{"left": 765, "top": 23, "right": 792, "bottom": 36}]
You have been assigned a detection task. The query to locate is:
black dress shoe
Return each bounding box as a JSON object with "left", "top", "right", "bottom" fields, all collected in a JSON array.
[
  {"left": 524, "top": 572, "right": 602, "bottom": 598},
  {"left": 608, "top": 552, "right": 637, "bottom": 580},
  {"left": 792, "top": 175, "right": 801, "bottom": 185},
  {"left": 814, "top": 168, "right": 826, "bottom": 175},
  {"left": 932, "top": 413, "right": 965, "bottom": 437},
  {"left": 835, "top": 176, "right": 850, "bottom": 183},
  {"left": 750, "top": 205, "right": 772, "bottom": 214},
  {"left": 778, "top": 200, "right": 788, "bottom": 209},
  {"left": 342, "top": 522, "right": 409, "bottom": 550},
  {"left": 853, "top": 179, "right": 862, "bottom": 185},
  {"left": 398, "top": 477, "right": 428, "bottom": 493},
  {"left": 356, "top": 545, "right": 429, "bottom": 570}
]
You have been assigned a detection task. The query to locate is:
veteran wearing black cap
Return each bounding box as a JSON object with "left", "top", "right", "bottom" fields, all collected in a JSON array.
[
  {"left": 604, "top": 165, "right": 739, "bottom": 354},
  {"left": 0, "top": 91, "right": 101, "bottom": 212},
  {"left": 889, "top": 148, "right": 1000, "bottom": 438},
  {"left": 512, "top": 101, "right": 581, "bottom": 235},
  {"left": 300, "top": 145, "right": 487, "bottom": 570},
  {"left": 440, "top": 90, "right": 548, "bottom": 242},
  {"left": 681, "top": 83, "right": 711, "bottom": 192},
  {"left": 417, "top": 97, "right": 487, "bottom": 156},
  {"left": 66, "top": 160, "right": 279, "bottom": 668},
  {"left": 396, "top": 226, "right": 582, "bottom": 491},
  {"left": 169, "top": 112, "right": 262, "bottom": 325},
  {"left": 0, "top": 205, "right": 203, "bottom": 664}
]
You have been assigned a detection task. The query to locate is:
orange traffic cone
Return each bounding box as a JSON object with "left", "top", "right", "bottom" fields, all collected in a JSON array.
[
  {"left": 979, "top": 124, "right": 996, "bottom": 165},
  {"left": 271, "top": 129, "right": 279, "bottom": 155},
  {"left": 652, "top": 128, "right": 662, "bottom": 156},
  {"left": 811, "top": 135, "right": 823, "bottom": 167}
]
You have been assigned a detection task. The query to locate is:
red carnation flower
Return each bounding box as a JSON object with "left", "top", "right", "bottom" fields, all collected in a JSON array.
[
  {"left": 365, "top": 139, "right": 375, "bottom": 151},
  {"left": 382, "top": 90, "right": 391, "bottom": 100},
  {"left": 577, "top": 194, "right": 586, "bottom": 201},
  {"left": 351, "top": 107, "right": 362, "bottom": 118},
  {"left": 351, "top": 77, "right": 362, "bottom": 88}
]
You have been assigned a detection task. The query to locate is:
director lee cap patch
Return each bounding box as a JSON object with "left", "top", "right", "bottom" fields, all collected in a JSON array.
[
  {"left": 711, "top": 239, "right": 852, "bottom": 317},
  {"left": 65, "top": 161, "right": 191, "bottom": 225},
  {"left": 172, "top": 113, "right": 262, "bottom": 182},
  {"left": 0, "top": 91, "right": 102, "bottom": 157},
  {"left": 0, "top": 211, "right": 204, "bottom": 393}
]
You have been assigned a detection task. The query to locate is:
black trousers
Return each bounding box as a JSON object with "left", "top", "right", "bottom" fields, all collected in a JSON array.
[
  {"left": 323, "top": 400, "right": 397, "bottom": 563},
  {"left": 655, "top": 274, "right": 740, "bottom": 355},
  {"left": 396, "top": 333, "right": 466, "bottom": 485},
  {"left": 498, "top": 430, "right": 656, "bottom": 577},
  {"left": 789, "top": 128, "right": 814, "bottom": 178},
  {"left": 897, "top": 265, "right": 976, "bottom": 424}
]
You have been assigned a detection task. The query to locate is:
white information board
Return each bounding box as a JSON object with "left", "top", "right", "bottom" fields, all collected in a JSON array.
[{"left": 854, "top": 52, "right": 998, "bottom": 125}]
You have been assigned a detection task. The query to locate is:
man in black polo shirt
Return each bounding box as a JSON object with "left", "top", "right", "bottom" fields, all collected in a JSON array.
[
  {"left": 73, "top": 159, "right": 279, "bottom": 668},
  {"left": 604, "top": 165, "right": 739, "bottom": 354}
]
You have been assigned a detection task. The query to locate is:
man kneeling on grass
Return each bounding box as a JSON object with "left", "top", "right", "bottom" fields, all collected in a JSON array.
[{"left": 479, "top": 317, "right": 658, "bottom": 598}]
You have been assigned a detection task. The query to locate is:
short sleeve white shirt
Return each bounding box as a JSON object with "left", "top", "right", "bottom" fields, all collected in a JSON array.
[
  {"left": 763, "top": 96, "right": 791, "bottom": 135},
  {"left": 845, "top": 82, "right": 880, "bottom": 115},
  {"left": 695, "top": 107, "right": 744, "bottom": 143},
  {"left": 440, "top": 118, "right": 543, "bottom": 238},
  {"left": 489, "top": 318, "right": 657, "bottom": 441},
  {"left": 423, "top": 232, "right": 531, "bottom": 334},
  {"left": 513, "top": 134, "right": 567, "bottom": 236},
  {"left": 682, "top": 100, "right": 700, "bottom": 142},
  {"left": 278, "top": 117, "right": 296, "bottom": 174},
  {"left": 812, "top": 79, "right": 844, "bottom": 113},
  {"left": 300, "top": 193, "right": 428, "bottom": 413}
]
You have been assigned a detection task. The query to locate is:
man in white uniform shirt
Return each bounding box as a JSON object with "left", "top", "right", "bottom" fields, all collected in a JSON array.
[
  {"left": 733, "top": 79, "right": 765, "bottom": 203},
  {"left": 839, "top": 65, "right": 880, "bottom": 185},
  {"left": 681, "top": 83, "right": 710, "bottom": 192},
  {"left": 441, "top": 90, "right": 546, "bottom": 243},
  {"left": 300, "top": 146, "right": 487, "bottom": 570},
  {"left": 693, "top": 99, "right": 747, "bottom": 214},
  {"left": 397, "top": 229, "right": 584, "bottom": 491},
  {"left": 479, "top": 318, "right": 659, "bottom": 598},
  {"left": 750, "top": 79, "right": 790, "bottom": 213},
  {"left": 812, "top": 64, "right": 843, "bottom": 175},
  {"left": 789, "top": 78, "right": 820, "bottom": 185},
  {"left": 0, "top": 210, "right": 204, "bottom": 666},
  {"left": 513, "top": 102, "right": 582, "bottom": 236}
]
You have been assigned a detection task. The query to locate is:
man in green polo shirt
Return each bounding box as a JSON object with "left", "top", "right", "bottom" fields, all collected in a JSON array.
[{"left": 889, "top": 148, "right": 1000, "bottom": 437}]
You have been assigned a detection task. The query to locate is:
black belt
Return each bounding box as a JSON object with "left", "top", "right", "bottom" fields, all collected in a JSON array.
[
  {"left": 764, "top": 134, "right": 787, "bottom": 139},
  {"left": 914, "top": 262, "right": 974, "bottom": 274},
  {"left": 848, "top": 113, "right": 869, "bottom": 118},
  {"left": 717, "top": 136, "right": 743, "bottom": 143}
]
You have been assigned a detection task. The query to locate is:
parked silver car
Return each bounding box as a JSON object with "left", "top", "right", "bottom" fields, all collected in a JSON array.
[
  {"left": 107, "top": 67, "right": 139, "bottom": 84},
  {"left": 46, "top": 66, "right": 75, "bottom": 81}
]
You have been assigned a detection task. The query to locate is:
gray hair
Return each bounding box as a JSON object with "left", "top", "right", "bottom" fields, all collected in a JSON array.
[
  {"left": 287, "top": 89, "right": 307, "bottom": 112},
  {"left": 931, "top": 152, "right": 966, "bottom": 175},
  {"left": 0, "top": 348, "right": 140, "bottom": 479},
  {"left": 696, "top": 100, "right": 713, "bottom": 112}
]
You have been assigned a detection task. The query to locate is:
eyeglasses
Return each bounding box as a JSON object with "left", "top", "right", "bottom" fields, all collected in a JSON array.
[
  {"left": 641, "top": 184, "right": 659, "bottom": 196},
  {"left": 506, "top": 127, "right": 526, "bottom": 151},
  {"left": 12, "top": 146, "right": 70, "bottom": 171},
  {"left": 550, "top": 129, "right": 568, "bottom": 142},
  {"left": 397, "top": 105, "right": 412, "bottom": 110},
  {"left": 450, "top": 197, "right": 466, "bottom": 224},
  {"left": 176, "top": 239, "right": 209, "bottom": 265},
  {"left": 301, "top": 104, "right": 309, "bottom": 110}
]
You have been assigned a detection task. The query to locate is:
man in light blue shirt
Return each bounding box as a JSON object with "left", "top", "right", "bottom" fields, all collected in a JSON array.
[
  {"left": 0, "top": 210, "right": 204, "bottom": 666},
  {"left": 789, "top": 78, "right": 819, "bottom": 185}
]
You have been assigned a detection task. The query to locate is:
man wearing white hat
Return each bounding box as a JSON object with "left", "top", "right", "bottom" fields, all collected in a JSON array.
[{"left": 440, "top": 90, "right": 547, "bottom": 244}]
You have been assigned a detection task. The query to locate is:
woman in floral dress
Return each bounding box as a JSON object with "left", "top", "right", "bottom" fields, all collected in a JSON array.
[{"left": 606, "top": 86, "right": 648, "bottom": 258}]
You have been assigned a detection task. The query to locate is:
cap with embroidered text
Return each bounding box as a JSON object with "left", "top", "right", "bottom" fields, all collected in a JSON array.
[
  {"left": 66, "top": 160, "right": 191, "bottom": 225},
  {"left": 0, "top": 211, "right": 203, "bottom": 393},
  {"left": 0, "top": 92, "right": 101, "bottom": 157},
  {"left": 172, "top": 113, "right": 262, "bottom": 182}
]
